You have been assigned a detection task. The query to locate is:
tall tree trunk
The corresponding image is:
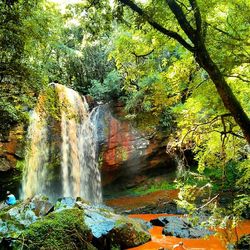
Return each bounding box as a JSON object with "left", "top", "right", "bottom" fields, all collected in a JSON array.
[{"left": 195, "top": 46, "right": 250, "bottom": 144}]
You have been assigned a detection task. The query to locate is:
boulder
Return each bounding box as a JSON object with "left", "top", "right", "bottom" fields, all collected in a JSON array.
[
  {"left": 150, "top": 216, "right": 213, "bottom": 238},
  {"left": 55, "top": 197, "right": 78, "bottom": 210},
  {"left": 28, "top": 195, "right": 54, "bottom": 216},
  {"left": 108, "top": 220, "right": 151, "bottom": 249},
  {"left": 17, "top": 208, "right": 96, "bottom": 250},
  {"left": 0, "top": 195, "right": 53, "bottom": 243},
  {"left": 77, "top": 199, "right": 151, "bottom": 249}
]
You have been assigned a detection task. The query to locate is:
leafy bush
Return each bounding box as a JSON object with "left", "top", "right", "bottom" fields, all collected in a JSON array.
[{"left": 89, "top": 70, "right": 123, "bottom": 101}]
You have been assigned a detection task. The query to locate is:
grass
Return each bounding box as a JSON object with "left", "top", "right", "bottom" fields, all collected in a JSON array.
[{"left": 126, "top": 178, "right": 177, "bottom": 196}]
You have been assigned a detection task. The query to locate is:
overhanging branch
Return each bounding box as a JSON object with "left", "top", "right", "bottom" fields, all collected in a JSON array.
[
  {"left": 118, "top": 0, "right": 194, "bottom": 52},
  {"left": 188, "top": 0, "right": 202, "bottom": 34},
  {"left": 166, "top": 0, "right": 196, "bottom": 42}
]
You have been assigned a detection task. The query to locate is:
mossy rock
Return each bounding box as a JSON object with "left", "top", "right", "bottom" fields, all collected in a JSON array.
[
  {"left": 0, "top": 201, "right": 35, "bottom": 241},
  {"left": 108, "top": 217, "right": 151, "bottom": 248},
  {"left": 14, "top": 208, "right": 96, "bottom": 250},
  {"left": 1, "top": 198, "right": 151, "bottom": 250}
]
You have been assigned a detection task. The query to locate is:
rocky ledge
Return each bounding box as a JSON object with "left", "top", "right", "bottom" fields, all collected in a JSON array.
[{"left": 0, "top": 196, "right": 150, "bottom": 250}]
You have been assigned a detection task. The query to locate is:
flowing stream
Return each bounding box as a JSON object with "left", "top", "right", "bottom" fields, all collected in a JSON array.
[{"left": 21, "top": 84, "right": 102, "bottom": 203}]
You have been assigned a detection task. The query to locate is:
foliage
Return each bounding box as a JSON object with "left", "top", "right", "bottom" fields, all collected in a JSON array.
[
  {"left": 0, "top": 0, "right": 62, "bottom": 129},
  {"left": 94, "top": 0, "right": 250, "bottom": 222},
  {"left": 89, "top": 70, "right": 123, "bottom": 101},
  {"left": 133, "top": 181, "right": 176, "bottom": 196},
  {"left": 41, "top": 86, "right": 62, "bottom": 121},
  {"left": 176, "top": 160, "right": 250, "bottom": 235}
]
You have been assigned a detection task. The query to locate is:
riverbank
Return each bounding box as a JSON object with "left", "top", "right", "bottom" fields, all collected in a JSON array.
[{"left": 105, "top": 190, "right": 250, "bottom": 250}]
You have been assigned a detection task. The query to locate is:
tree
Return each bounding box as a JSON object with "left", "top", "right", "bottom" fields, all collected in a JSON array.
[
  {"left": 0, "top": 0, "right": 63, "bottom": 129},
  {"left": 116, "top": 0, "right": 250, "bottom": 144}
]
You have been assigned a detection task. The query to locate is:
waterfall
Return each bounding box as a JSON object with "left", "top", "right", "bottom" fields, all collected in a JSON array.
[{"left": 21, "top": 84, "right": 102, "bottom": 203}]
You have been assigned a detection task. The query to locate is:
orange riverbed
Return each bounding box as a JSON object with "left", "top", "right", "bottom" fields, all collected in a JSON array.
[
  {"left": 127, "top": 214, "right": 250, "bottom": 250},
  {"left": 106, "top": 190, "right": 179, "bottom": 210}
]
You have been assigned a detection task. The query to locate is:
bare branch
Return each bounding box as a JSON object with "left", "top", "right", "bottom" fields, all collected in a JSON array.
[{"left": 197, "top": 194, "right": 219, "bottom": 210}]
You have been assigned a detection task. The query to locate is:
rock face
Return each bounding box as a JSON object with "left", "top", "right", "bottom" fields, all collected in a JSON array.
[
  {"left": 0, "top": 125, "right": 25, "bottom": 200},
  {"left": 92, "top": 102, "right": 176, "bottom": 188},
  {"left": 0, "top": 125, "right": 25, "bottom": 172},
  {"left": 0, "top": 196, "right": 151, "bottom": 250},
  {"left": 0, "top": 97, "right": 177, "bottom": 198},
  {"left": 150, "top": 216, "right": 213, "bottom": 238}
]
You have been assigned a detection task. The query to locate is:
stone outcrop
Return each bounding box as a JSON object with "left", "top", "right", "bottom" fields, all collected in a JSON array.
[
  {"left": 0, "top": 97, "right": 177, "bottom": 197},
  {"left": 92, "top": 102, "right": 176, "bottom": 187},
  {"left": 0, "top": 196, "right": 151, "bottom": 250},
  {"left": 0, "top": 125, "right": 25, "bottom": 172},
  {"left": 0, "top": 125, "right": 26, "bottom": 200}
]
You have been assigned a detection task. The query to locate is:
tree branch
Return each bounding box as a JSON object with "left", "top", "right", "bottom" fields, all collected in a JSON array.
[
  {"left": 188, "top": 0, "right": 202, "bottom": 34},
  {"left": 224, "top": 74, "right": 250, "bottom": 83},
  {"left": 118, "top": 0, "right": 194, "bottom": 52},
  {"left": 166, "top": 0, "right": 196, "bottom": 42},
  {"left": 132, "top": 48, "right": 155, "bottom": 58},
  {"left": 206, "top": 23, "right": 250, "bottom": 46},
  {"left": 181, "top": 113, "right": 232, "bottom": 145},
  {"left": 197, "top": 194, "right": 219, "bottom": 211}
]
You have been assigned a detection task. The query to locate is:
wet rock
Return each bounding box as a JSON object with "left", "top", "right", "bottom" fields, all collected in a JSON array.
[
  {"left": 150, "top": 217, "right": 166, "bottom": 227},
  {"left": 29, "top": 195, "right": 54, "bottom": 216},
  {"left": 0, "top": 202, "right": 36, "bottom": 242},
  {"left": 0, "top": 195, "right": 53, "bottom": 243},
  {"left": 150, "top": 216, "right": 213, "bottom": 238},
  {"left": 77, "top": 200, "right": 151, "bottom": 249},
  {"left": 84, "top": 209, "right": 116, "bottom": 238},
  {"left": 55, "top": 197, "right": 77, "bottom": 210},
  {"left": 108, "top": 220, "right": 151, "bottom": 249}
]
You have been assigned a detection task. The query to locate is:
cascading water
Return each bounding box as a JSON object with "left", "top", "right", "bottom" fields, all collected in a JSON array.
[{"left": 21, "top": 84, "right": 102, "bottom": 203}]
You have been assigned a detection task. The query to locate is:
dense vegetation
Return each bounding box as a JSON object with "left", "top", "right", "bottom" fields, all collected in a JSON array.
[{"left": 0, "top": 0, "right": 249, "bottom": 231}]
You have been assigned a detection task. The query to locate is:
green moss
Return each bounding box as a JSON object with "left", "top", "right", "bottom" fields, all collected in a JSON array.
[
  {"left": 15, "top": 160, "right": 25, "bottom": 172},
  {"left": 15, "top": 208, "right": 96, "bottom": 250},
  {"left": 43, "top": 87, "right": 62, "bottom": 121},
  {"left": 128, "top": 179, "right": 176, "bottom": 196},
  {"left": 0, "top": 201, "right": 23, "bottom": 218}
]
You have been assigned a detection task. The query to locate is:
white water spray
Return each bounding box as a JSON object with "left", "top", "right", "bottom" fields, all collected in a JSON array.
[{"left": 21, "top": 84, "right": 102, "bottom": 203}]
